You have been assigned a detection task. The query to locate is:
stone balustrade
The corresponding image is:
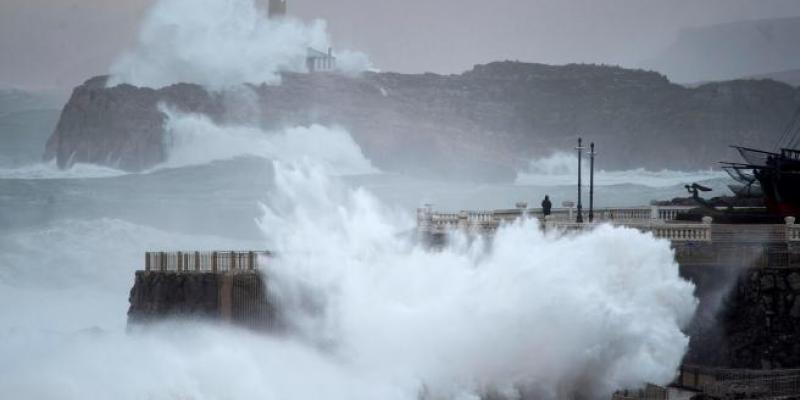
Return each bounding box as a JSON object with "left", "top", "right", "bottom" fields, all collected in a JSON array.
[
  {"left": 788, "top": 217, "right": 800, "bottom": 242},
  {"left": 144, "top": 251, "right": 272, "bottom": 273},
  {"left": 418, "top": 205, "right": 695, "bottom": 228},
  {"left": 545, "top": 220, "right": 713, "bottom": 242},
  {"left": 418, "top": 206, "right": 800, "bottom": 249}
]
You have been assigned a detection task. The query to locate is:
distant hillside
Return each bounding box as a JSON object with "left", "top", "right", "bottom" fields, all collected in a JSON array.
[
  {"left": 45, "top": 62, "right": 800, "bottom": 180},
  {"left": 643, "top": 17, "right": 800, "bottom": 83},
  {"left": 747, "top": 69, "right": 800, "bottom": 87}
]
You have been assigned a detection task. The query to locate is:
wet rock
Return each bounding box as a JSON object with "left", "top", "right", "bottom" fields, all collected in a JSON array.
[
  {"left": 761, "top": 275, "right": 775, "bottom": 290},
  {"left": 788, "top": 272, "right": 800, "bottom": 291},
  {"left": 45, "top": 62, "right": 800, "bottom": 180}
]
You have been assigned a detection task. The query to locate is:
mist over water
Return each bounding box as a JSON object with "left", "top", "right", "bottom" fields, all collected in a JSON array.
[{"left": 107, "top": 0, "right": 371, "bottom": 89}]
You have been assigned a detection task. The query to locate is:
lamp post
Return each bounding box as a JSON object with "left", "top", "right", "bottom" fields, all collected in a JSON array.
[
  {"left": 589, "top": 142, "right": 596, "bottom": 222},
  {"left": 576, "top": 137, "right": 585, "bottom": 223}
]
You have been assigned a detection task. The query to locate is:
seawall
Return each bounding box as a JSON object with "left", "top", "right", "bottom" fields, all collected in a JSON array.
[{"left": 128, "top": 271, "right": 275, "bottom": 330}]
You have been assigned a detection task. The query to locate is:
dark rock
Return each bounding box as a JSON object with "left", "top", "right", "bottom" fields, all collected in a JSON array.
[
  {"left": 44, "top": 62, "right": 800, "bottom": 181},
  {"left": 790, "top": 297, "right": 800, "bottom": 318},
  {"left": 761, "top": 275, "right": 775, "bottom": 290},
  {"left": 686, "top": 267, "right": 800, "bottom": 369},
  {"left": 788, "top": 272, "right": 800, "bottom": 291}
]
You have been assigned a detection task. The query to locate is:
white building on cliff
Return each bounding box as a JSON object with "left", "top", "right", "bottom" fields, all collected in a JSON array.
[{"left": 263, "top": 0, "right": 336, "bottom": 73}]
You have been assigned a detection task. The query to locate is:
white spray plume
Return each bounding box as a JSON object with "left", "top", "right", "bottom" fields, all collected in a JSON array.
[
  {"left": 0, "top": 121, "right": 697, "bottom": 399},
  {"left": 257, "top": 159, "right": 698, "bottom": 399},
  {"left": 516, "top": 152, "right": 727, "bottom": 187},
  {"left": 107, "top": 0, "right": 371, "bottom": 89},
  {"left": 155, "top": 106, "right": 378, "bottom": 175}
]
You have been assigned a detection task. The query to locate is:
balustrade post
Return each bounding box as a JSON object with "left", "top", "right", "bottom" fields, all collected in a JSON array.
[
  {"left": 145, "top": 252, "right": 151, "bottom": 272},
  {"left": 457, "top": 211, "right": 468, "bottom": 231}
]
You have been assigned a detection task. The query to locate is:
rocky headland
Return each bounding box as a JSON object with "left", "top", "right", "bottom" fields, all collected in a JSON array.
[{"left": 45, "top": 62, "right": 800, "bottom": 180}]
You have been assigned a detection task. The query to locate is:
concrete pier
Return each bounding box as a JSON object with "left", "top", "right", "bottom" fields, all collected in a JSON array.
[{"left": 128, "top": 251, "right": 275, "bottom": 329}]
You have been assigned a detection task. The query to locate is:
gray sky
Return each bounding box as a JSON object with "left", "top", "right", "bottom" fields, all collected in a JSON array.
[{"left": 3, "top": 0, "right": 800, "bottom": 92}]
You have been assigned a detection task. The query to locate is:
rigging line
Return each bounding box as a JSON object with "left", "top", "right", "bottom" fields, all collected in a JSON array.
[
  {"left": 786, "top": 106, "right": 800, "bottom": 148},
  {"left": 789, "top": 120, "right": 800, "bottom": 149},
  {"left": 775, "top": 104, "right": 800, "bottom": 150},
  {"left": 787, "top": 118, "right": 800, "bottom": 149}
]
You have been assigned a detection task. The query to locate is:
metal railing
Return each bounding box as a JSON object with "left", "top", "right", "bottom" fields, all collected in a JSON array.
[{"left": 144, "top": 251, "right": 272, "bottom": 273}]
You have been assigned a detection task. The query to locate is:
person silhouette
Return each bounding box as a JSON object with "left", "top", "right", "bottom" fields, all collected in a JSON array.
[{"left": 541, "top": 195, "right": 552, "bottom": 217}]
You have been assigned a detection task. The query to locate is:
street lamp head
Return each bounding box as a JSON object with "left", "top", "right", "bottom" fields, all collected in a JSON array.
[{"left": 575, "top": 137, "right": 585, "bottom": 151}]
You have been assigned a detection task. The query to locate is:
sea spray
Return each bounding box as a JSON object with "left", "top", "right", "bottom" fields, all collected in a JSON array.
[
  {"left": 107, "top": 0, "right": 371, "bottom": 89},
  {"left": 516, "top": 152, "right": 727, "bottom": 187},
  {"left": 257, "top": 160, "right": 698, "bottom": 399},
  {"left": 0, "top": 121, "right": 698, "bottom": 399},
  {"left": 156, "top": 106, "right": 378, "bottom": 175}
]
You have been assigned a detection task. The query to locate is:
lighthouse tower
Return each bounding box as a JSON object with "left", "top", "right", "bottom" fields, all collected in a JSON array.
[{"left": 267, "top": 0, "right": 286, "bottom": 18}]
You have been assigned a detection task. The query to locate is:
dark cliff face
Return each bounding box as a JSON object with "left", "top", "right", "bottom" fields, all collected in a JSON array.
[
  {"left": 45, "top": 62, "right": 800, "bottom": 179},
  {"left": 684, "top": 266, "right": 800, "bottom": 369}
]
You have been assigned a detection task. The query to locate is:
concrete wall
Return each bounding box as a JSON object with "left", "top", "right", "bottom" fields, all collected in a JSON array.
[{"left": 128, "top": 271, "right": 275, "bottom": 329}]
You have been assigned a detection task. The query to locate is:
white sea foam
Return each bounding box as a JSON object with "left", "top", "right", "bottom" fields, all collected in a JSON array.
[
  {"left": 516, "top": 152, "right": 727, "bottom": 187},
  {"left": 0, "top": 160, "right": 128, "bottom": 180},
  {"left": 252, "top": 160, "right": 697, "bottom": 399},
  {"left": 107, "top": 0, "right": 372, "bottom": 90},
  {"left": 152, "top": 106, "right": 378, "bottom": 176}
]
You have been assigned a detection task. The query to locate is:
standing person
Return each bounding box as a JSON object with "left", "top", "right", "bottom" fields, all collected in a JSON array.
[{"left": 541, "top": 195, "right": 552, "bottom": 217}]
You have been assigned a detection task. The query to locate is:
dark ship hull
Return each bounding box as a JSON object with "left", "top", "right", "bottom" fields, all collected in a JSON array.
[{"left": 727, "top": 147, "right": 800, "bottom": 217}]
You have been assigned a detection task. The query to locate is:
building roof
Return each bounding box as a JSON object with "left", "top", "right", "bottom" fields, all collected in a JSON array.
[{"left": 307, "top": 47, "right": 334, "bottom": 59}]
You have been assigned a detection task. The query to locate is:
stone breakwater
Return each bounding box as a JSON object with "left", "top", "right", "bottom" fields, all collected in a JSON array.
[
  {"left": 46, "top": 62, "right": 800, "bottom": 180},
  {"left": 128, "top": 271, "right": 276, "bottom": 330}
]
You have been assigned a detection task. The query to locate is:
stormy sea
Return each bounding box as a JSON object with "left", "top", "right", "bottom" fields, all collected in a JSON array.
[{"left": 0, "top": 0, "right": 721, "bottom": 398}]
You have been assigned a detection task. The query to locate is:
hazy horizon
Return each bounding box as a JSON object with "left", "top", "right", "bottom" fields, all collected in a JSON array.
[{"left": 3, "top": 0, "right": 800, "bottom": 92}]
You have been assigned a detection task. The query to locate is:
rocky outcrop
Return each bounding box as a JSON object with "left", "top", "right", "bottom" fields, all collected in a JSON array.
[
  {"left": 46, "top": 62, "right": 800, "bottom": 180},
  {"left": 684, "top": 266, "right": 800, "bottom": 369}
]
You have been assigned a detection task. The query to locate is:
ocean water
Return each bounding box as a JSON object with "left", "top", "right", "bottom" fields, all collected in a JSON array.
[
  {"left": 0, "top": 120, "right": 710, "bottom": 399},
  {"left": 0, "top": 0, "right": 711, "bottom": 397}
]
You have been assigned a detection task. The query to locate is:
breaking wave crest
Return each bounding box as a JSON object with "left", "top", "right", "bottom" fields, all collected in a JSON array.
[
  {"left": 516, "top": 152, "right": 727, "bottom": 187},
  {"left": 0, "top": 160, "right": 128, "bottom": 180},
  {"left": 255, "top": 160, "right": 698, "bottom": 399},
  {"left": 0, "top": 161, "right": 698, "bottom": 399},
  {"left": 153, "top": 107, "right": 378, "bottom": 175}
]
